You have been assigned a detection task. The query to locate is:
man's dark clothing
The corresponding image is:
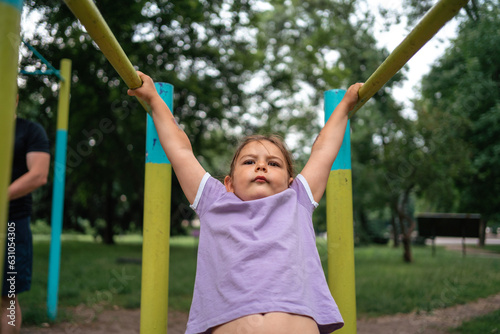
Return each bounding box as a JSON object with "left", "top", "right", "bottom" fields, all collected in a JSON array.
[
  {"left": 8, "top": 118, "right": 50, "bottom": 220},
  {"left": 2, "top": 118, "right": 49, "bottom": 296}
]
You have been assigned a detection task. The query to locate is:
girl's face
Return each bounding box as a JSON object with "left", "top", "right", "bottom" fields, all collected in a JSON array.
[{"left": 224, "top": 140, "right": 293, "bottom": 201}]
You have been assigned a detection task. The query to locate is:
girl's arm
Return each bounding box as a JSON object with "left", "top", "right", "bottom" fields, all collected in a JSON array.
[
  {"left": 128, "top": 71, "right": 206, "bottom": 204},
  {"left": 300, "top": 83, "right": 362, "bottom": 203}
]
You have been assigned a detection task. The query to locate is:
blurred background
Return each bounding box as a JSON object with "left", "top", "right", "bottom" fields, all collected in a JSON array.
[{"left": 17, "top": 0, "right": 499, "bottom": 262}]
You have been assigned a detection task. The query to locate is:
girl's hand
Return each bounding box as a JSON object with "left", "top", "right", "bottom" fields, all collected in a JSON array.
[
  {"left": 342, "top": 82, "right": 363, "bottom": 111},
  {"left": 127, "top": 71, "right": 160, "bottom": 106}
]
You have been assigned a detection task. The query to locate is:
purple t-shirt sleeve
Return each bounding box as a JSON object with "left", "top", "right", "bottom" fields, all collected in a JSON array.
[
  {"left": 189, "top": 173, "right": 226, "bottom": 216},
  {"left": 292, "top": 174, "right": 319, "bottom": 211}
]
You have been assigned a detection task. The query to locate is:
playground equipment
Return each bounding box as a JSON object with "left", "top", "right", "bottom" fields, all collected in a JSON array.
[
  {"left": 62, "top": 0, "right": 172, "bottom": 331},
  {"left": 20, "top": 41, "right": 64, "bottom": 80},
  {"left": 47, "top": 58, "right": 72, "bottom": 320},
  {"left": 12, "top": 38, "right": 73, "bottom": 319},
  {"left": 37, "top": 0, "right": 469, "bottom": 332},
  {"left": 62, "top": 0, "right": 149, "bottom": 114},
  {"left": 327, "top": 1, "right": 469, "bottom": 331},
  {"left": 1, "top": 1, "right": 71, "bottom": 319},
  {"left": 0, "top": 0, "right": 23, "bottom": 285},
  {"left": 141, "top": 82, "right": 173, "bottom": 332},
  {"left": 325, "top": 91, "right": 357, "bottom": 333}
]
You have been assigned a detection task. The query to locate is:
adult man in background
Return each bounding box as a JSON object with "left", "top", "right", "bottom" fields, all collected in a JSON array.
[{"left": 1, "top": 94, "right": 50, "bottom": 334}]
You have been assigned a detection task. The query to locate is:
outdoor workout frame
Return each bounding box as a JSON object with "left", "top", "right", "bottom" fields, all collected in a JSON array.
[
  {"left": 19, "top": 39, "right": 73, "bottom": 321},
  {"left": 0, "top": 0, "right": 467, "bottom": 332},
  {"left": 0, "top": 0, "right": 72, "bottom": 321},
  {"left": 18, "top": 42, "right": 72, "bottom": 320}
]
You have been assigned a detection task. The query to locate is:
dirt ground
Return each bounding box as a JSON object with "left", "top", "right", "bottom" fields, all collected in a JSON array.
[{"left": 21, "top": 292, "right": 500, "bottom": 334}]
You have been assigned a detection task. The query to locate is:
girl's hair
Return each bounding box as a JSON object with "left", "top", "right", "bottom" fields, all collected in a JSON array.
[{"left": 229, "top": 134, "right": 295, "bottom": 179}]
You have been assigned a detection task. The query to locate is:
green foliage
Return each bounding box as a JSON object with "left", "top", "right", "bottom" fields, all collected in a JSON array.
[
  {"left": 349, "top": 63, "right": 415, "bottom": 253},
  {"left": 20, "top": 0, "right": 270, "bottom": 241},
  {"left": 359, "top": 0, "right": 500, "bottom": 259},
  {"left": 417, "top": 1, "right": 500, "bottom": 223},
  {"left": 30, "top": 219, "right": 52, "bottom": 235},
  {"left": 401, "top": 0, "right": 482, "bottom": 27},
  {"left": 23, "top": 0, "right": 497, "bottom": 248},
  {"left": 20, "top": 0, "right": 394, "bottom": 242}
]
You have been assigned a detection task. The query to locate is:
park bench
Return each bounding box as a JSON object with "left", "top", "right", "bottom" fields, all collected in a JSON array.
[{"left": 416, "top": 213, "right": 484, "bottom": 256}]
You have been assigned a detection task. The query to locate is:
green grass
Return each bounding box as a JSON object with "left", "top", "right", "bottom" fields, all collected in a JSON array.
[
  {"left": 352, "top": 244, "right": 500, "bottom": 317},
  {"left": 449, "top": 309, "right": 500, "bottom": 333},
  {"left": 19, "top": 236, "right": 198, "bottom": 325},
  {"left": 19, "top": 236, "right": 500, "bottom": 328},
  {"left": 471, "top": 244, "right": 500, "bottom": 254}
]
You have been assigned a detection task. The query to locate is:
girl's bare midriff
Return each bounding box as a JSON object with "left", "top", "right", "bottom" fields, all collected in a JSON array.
[{"left": 212, "top": 312, "right": 320, "bottom": 334}]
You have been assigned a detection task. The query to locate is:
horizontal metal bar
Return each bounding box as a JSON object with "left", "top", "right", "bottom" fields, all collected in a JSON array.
[
  {"left": 63, "top": 0, "right": 149, "bottom": 113},
  {"left": 22, "top": 40, "right": 64, "bottom": 81},
  {"left": 348, "top": 0, "right": 469, "bottom": 118},
  {"left": 20, "top": 69, "right": 60, "bottom": 77}
]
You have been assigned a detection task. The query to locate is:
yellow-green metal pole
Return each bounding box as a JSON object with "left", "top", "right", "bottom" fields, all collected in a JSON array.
[
  {"left": 47, "top": 58, "right": 72, "bottom": 320},
  {"left": 141, "top": 83, "right": 173, "bottom": 333},
  {"left": 0, "top": 0, "right": 23, "bottom": 284},
  {"left": 63, "top": 0, "right": 149, "bottom": 113},
  {"left": 62, "top": 0, "right": 172, "bottom": 331},
  {"left": 325, "top": 90, "right": 356, "bottom": 334},
  {"left": 349, "top": 0, "right": 469, "bottom": 118}
]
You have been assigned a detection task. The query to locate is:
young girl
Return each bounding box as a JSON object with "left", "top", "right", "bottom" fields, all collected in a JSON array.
[{"left": 128, "top": 72, "right": 362, "bottom": 334}]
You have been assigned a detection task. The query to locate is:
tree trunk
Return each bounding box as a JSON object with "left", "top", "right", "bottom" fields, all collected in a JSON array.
[
  {"left": 397, "top": 210, "right": 413, "bottom": 263},
  {"left": 396, "top": 186, "right": 415, "bottom": 263},
  {"left": 390, "top": 212, "right": 399, "bottom": 248},
  {"left": 401, "top": 233, "right": 413, "bottom": 263},
  {"left": 478, "top": 218, "right": 486, "bottom": 247},
  {"left": 103, "top": 181, "right": 115, "bottom": 245}
]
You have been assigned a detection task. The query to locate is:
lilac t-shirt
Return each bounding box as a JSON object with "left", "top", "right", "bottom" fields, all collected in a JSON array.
[{"left": 185, "top": 173, "right": 344, "bottom": 334}]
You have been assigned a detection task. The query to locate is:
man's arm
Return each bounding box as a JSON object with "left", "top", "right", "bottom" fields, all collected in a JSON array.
[
  {"left": 8, "top": 151, "right": 51, "bottom": 201},
  {"left": 128, "top": 71, "right": 206, "bottom": 204},
  {"left": 300, "top": 83, "right": 362, "bottom": 202}
]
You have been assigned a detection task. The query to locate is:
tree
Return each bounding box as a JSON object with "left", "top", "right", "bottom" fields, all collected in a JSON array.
[
  {"left": 21, "top": 0, "right": 401, "bottom": 244},
  {"left": 417, "top": 0, "right": 500, "bottom": 225},
  {"left": 347, "top": 0, "right": 490, "bottom": 262},
  {"left": 21, "top": 0, "right": 267, "bottom": 243},
  {"left": 252, "top": 0, "right": 409, "bottom": 241},
  {"left": 351, "top": 88, "right": 421, "bottom": 261}
]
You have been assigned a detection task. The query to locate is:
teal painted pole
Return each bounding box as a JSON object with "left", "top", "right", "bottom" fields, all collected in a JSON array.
[
  {"left": 47, "top": 131, "right": 67, "bottom": 320},
  {"left": 145, "top": 83, "right": 172, "bottom": 165},
  {"left": 0, "top": 0, "right": 22, "bottom": 11},
  {"left": 47, "top": 59, "right": 72, "bottom": 320},
  {"left": 141, "top": 82, "right": 172, "bottom": 333},
  {"left": 325, "top": 89, "right": 357, "bottom": 334},
  {"left": 21, "top": 40, "right": 63, "bottom": 80}
]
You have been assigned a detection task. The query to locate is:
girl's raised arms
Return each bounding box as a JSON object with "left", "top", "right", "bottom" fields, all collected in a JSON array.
[
  {"left": 128, "top": 72, "right": 361, "bottom": 204},
  {"left": 128, "top": 71, "right": 206, "bottom": 204},
  {"left": 300, "top": 83, "right": 363, "bottom": 203}
]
